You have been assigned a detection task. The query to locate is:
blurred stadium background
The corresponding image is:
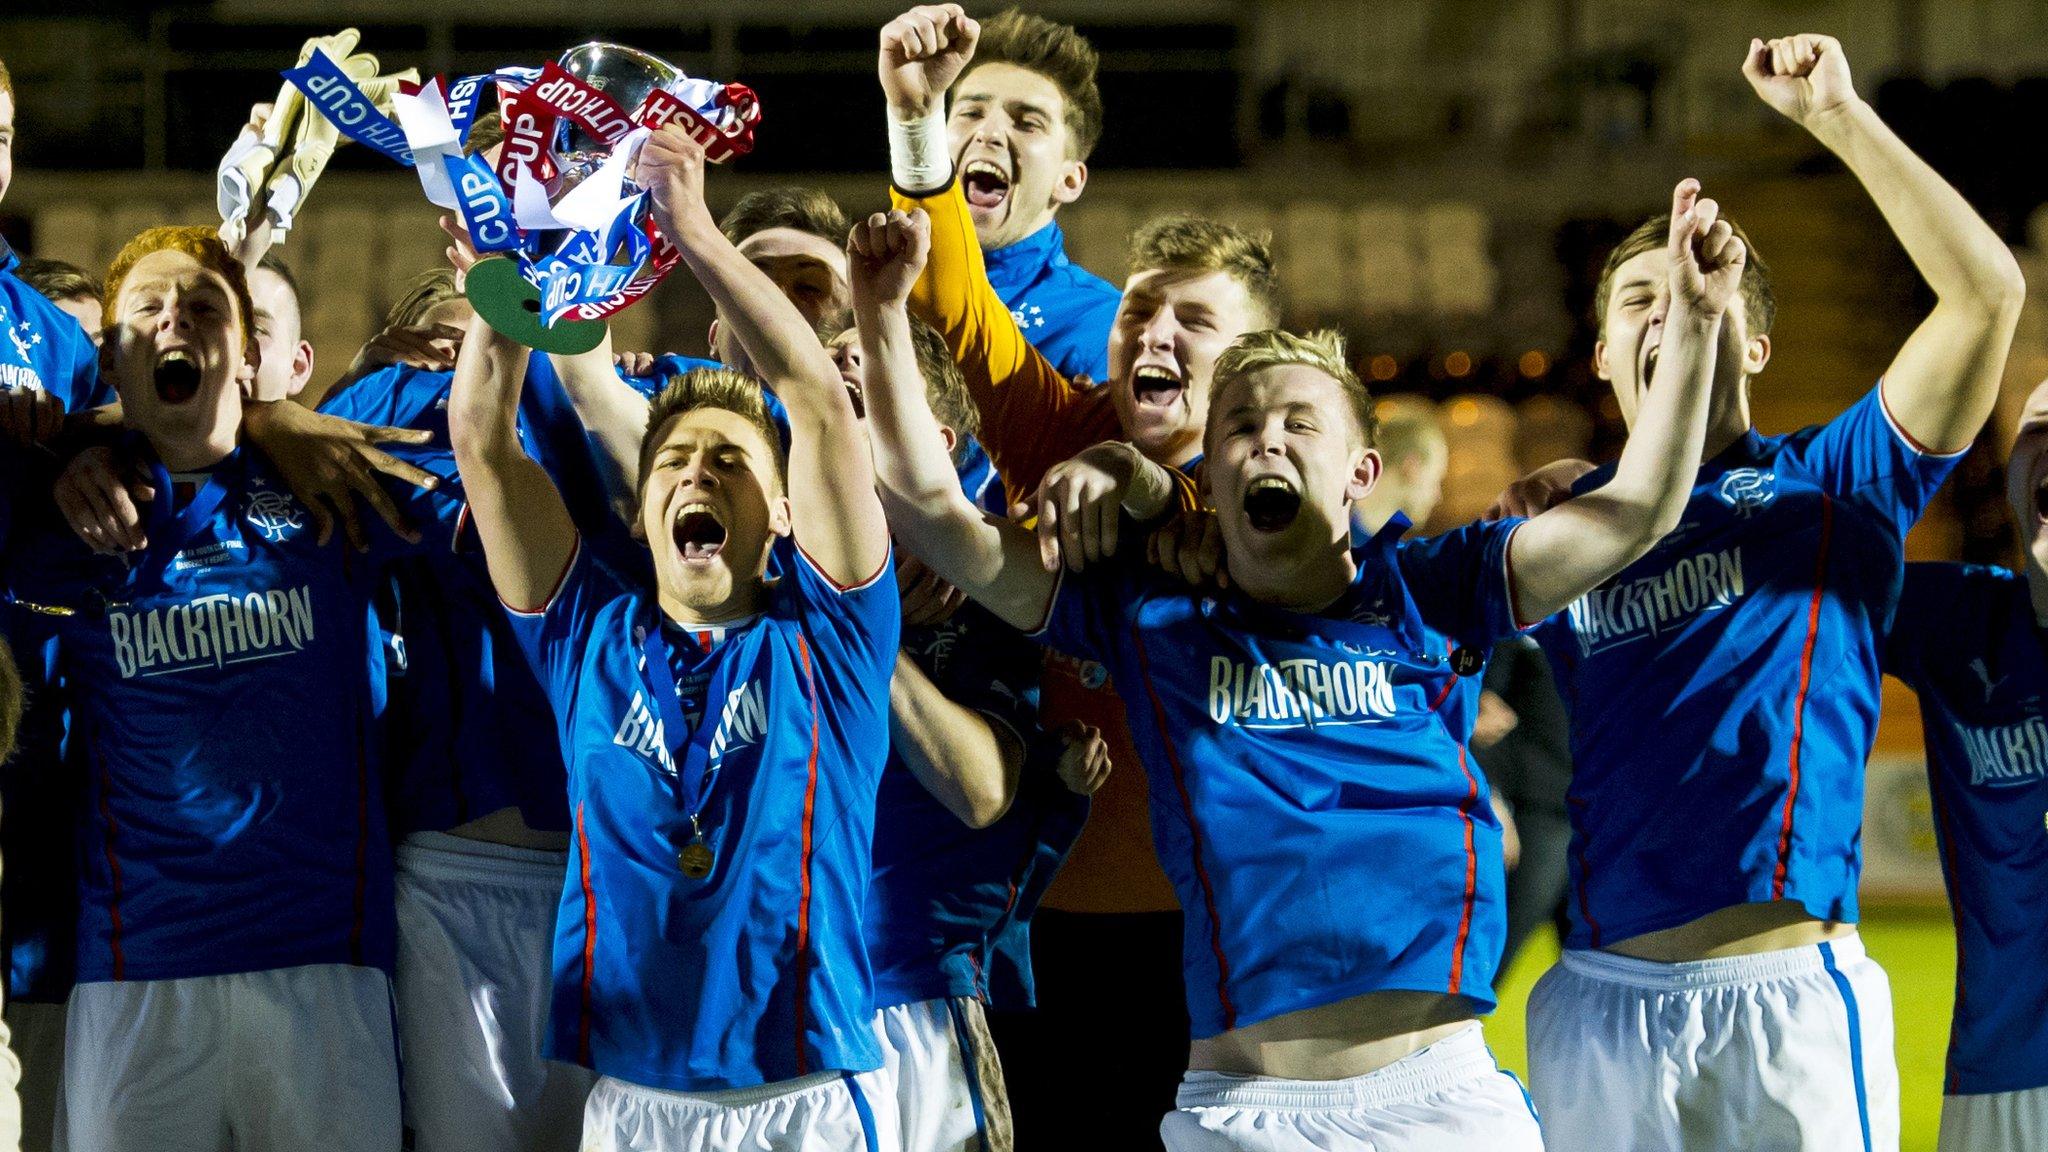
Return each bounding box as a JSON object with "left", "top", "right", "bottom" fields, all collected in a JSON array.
[{"left": 9, "top": 2, "right": 2048, "bottom": 1145}]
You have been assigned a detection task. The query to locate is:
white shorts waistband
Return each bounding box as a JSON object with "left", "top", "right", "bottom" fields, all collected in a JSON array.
[
  {"left": 396, "top": 831, "right": 570, "bottom": 891},
  {"left": 1559, "top": 932, "right": 1867, "bottom": 991},
  {"left": 595, "top": 1071, "right": 845, "bottom": 1111},
  {"left": 1176, "top": 1023, "right": 1498, "bottom": 1111}
]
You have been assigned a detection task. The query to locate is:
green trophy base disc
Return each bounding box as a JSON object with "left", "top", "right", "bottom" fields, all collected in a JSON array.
[{"left": 466, "top": 257, "right": 607, "bottom": 355}]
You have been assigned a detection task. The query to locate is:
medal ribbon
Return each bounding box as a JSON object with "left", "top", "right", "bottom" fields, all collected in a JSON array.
[{"left": 638, "top": 613, "right": 769, "bottom": 858}]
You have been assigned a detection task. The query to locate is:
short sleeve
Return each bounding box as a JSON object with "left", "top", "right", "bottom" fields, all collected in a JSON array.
[
  {"left": 1397, "top": 518, "right": 1530, "bottom": 651},
  {"left": 1024, "top": 562, "right": 1125, "bottom": 667},
  {"left": 786, "top": 539, "right": 901, "bottom": 684},
  {"left": 318, "top": 366, "right": 445, "bottom": 433},
  {"left": 1784, "top": 383, "right": 1965, "bottom": 537},
  {"left": 363, "top": 449, "right": 471, "bottom": 562},
  {"left": 55, "top": 316, "right": 111, "bottom": 412},
  {"left": 500, "top": 533, "right": 629, "bottom": 701}
]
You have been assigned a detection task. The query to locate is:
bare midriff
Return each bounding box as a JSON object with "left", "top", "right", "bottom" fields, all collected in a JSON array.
[
  {"left": 1603, "top": 900, "right": 1855, "bottom": 962},
  {"left": 449, "top": 805, "right": 571, "bottom": 852},
  {"left": 1188, "top": 990, "right": 1477, "bottom": 1081}
]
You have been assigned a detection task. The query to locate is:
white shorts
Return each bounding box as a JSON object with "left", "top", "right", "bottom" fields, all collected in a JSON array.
[
  {"left": 1527, "top": 934, "right": 1898, "bottom": 1152},
  {"left": 395, "top": 831, "right": 592, "bottom": 1151},
  {"left": 1160, "top": 1022, "right": 1544, "bottom": 1151},
  {"left": 579, "top": 1068, "right": 899, "bottom": 1152},
  {"left": 874, "top": 997, "right": 1012, "bottom": 1152},
  {"left": 1939, "top": 1085, "right": 2048, "bottom": 1152},
  {"left": 6, "top": 999, "right": 63, "bottom": 1152},
  {"left": 63, "top": 962, "right": 401, "bottom": 1152}
]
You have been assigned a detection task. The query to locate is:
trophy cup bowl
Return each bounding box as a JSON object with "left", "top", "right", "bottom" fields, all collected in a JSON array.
[{"left": 552, "top": 42, "right": 685, "bottom": 193}]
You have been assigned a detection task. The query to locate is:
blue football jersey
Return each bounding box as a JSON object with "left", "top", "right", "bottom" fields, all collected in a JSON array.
[
  {"left": 5, "top": 443, "right": 465, "bottom": 983},
  {"left": 983, "top": 219, "right": 1120, "bottom": 386},
  {"left": 1031, "top": 516, "right": 1527, "bottom": 1038},
  {"left": 506, "top": 536, "right": 899, "bottom": 1091},
  {"left": 1531, "top": 384, "right": 1962, "bottom": 949},
  {"left": 1885, "top": 563, "right": 2048, "bottom": 1096},
  {"left": 865, "top": 598, "right": 1087, "bottom": 1010}
]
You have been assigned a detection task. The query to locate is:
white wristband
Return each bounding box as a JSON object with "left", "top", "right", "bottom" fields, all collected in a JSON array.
[{"left": 888, "top": 109, "right": 953, "bottom": 195}]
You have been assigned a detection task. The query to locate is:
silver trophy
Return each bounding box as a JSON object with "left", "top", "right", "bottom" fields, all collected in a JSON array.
[{"left": 552, "top": 42, "right": 687, "bottom": 192}]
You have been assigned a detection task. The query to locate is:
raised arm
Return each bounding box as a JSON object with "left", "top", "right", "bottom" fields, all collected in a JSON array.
[
  {"left": 446, "top": 312, "right": 577, "bottom": 610},
  {"left": 852, "top": 208, "right": 1057, "bottom": 632},
  {"left": 638, "top": 125, "right": 889, "bottom": 585},
  {"left": 1508, "top": 180, "right": 1736, "bottom": 623},
  {"left": 1745, "top": 34, "right": 2023, "bottom": 453},
  {"left": 547, "top": 330, "right": 650, "bottom": 525},
  {"left": 879, "top": 4, "right": 1101, "bottom": 503},
  {"left": 889, "top": 653, "right": 1026, "bottom": 827}
]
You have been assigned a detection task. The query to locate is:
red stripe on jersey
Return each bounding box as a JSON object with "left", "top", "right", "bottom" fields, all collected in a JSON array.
[
  {"left": 793, "top": 634, "right": 822, "bottom": 1075},
  {"left": 576, "top": 802, "right": 597, "bottom": 1066},
  {"left": 1774, "top": 496, "right": 1833, "bottom": 899},
  {"left": 1428, "top": 657, "right": 1481, "bottom": 994},
  {"left": 1131, "top": 625, "right": 1237, "bottom": 1030},
  {"left": 93, "top": 744, "right": 126, "bottom": 981},
  {"left": 1447, "top": 743, "right": 1480, "bottom": 995}
]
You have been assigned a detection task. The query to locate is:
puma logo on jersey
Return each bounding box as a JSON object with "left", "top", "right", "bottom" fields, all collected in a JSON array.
[
  {"left": 1960, "top": 717, "right": 2048, "bottom": 787},
  {"left": 107, "top": 585, "right": 317, "bottom": 679},
  {"left": 1970, "top": 658, "right": 2007, "bottom": 702},
  {"left": 1567, "top": 547, "right": 1747, "bottom": 657},
  {"left": 1207, "top": 655, "right": 1398, "bottom": 730}
]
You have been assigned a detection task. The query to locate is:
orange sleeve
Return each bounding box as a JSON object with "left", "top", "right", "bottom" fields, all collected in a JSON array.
[{"left": 891, "top": 182, "right": 1120, "bottom": 507}]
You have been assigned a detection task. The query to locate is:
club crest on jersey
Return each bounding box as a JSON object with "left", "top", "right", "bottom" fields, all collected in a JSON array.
[
  {"left": 0, "top": 306, "right": 48, "bottom": 392},
  {"left": 1959, "top": 717, "right": 2048, "bottom": 787},
  {"left": 244, "top": 489, "right": 305, "bottom": 542},
  {"left": 1715, "top": 469, "right": 1776, "bottom": 516}
]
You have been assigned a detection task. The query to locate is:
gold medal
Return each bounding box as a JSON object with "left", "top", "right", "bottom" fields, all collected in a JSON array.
[{"left": 678, "top": 839, "right": 715, "bottom": 879}]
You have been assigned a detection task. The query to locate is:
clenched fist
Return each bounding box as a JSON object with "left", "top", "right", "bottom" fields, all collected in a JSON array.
[
  {"left": 879, "top": 4, "right": 981, "bottom": 118},
  {"left": 1743, "top": 34, "right": 1860, "bottom": 127}
]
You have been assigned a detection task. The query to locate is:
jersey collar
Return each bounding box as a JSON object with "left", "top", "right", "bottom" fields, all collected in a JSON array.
[
  {"left": 983, "top": 218, "right": 1069, "bottom": 295},
  {"left": 0, "top": 234, "right": 16, "bottom": 274}
]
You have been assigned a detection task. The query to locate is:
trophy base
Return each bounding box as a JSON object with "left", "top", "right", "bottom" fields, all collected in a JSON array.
[{"left": 466, "top": 257, "right": 607, "bottom": 355}]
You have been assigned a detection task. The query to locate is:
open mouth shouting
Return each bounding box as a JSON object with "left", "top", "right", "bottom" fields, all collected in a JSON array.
[
  {"left": 1131, "top": 365, "right": 1186, "bottom": 413},
  {"left": 2034, "top": 472, "right": 2048, "bottom": 525},
  {"left": 1243, "top": 476, "right": 1303, "bottom": 533},
  {"left": 1638, "top": 340, "right": 1661, "bottom": 393},
  {"left": 961, "top": 158, "right": 1011, "bottom": 213},
  {"left": 154, "top": 349, "right": 203, "bottom": 405},
  {"left": 673, "top": 503, "right": 729, "bottom": 565}
]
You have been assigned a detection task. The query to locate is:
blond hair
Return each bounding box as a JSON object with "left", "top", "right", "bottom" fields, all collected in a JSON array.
[
  {"left": 105, "top": 227, "right": 256, "bottom": 345},
  {"left": 1130, "top": 214, "right": 1281, "bottom": 327},
  {"left": 0, "top": 58, "right": 12, "bottom": 104},
  {"left": 639, "top": 367, "right": 788, "bottom": 488},
  {"left": 1209, "top": 329, "right": 1374, "bottom": 447},
  {"left": 959, "top": 9, "right": 1105, "bottom": 161},
  {"left": 386, "top": 267, "right": 464, "bottom": 330}
]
